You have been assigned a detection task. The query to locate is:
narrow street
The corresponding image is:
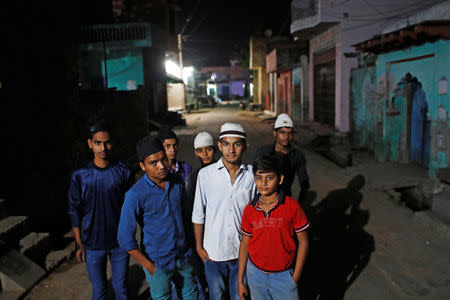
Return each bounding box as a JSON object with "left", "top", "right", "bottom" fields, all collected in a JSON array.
[{"left": 25, "top": 105, "right": 450, "bottom": 300}]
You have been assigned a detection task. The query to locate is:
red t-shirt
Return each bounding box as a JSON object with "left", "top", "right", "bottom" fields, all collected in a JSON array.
[{"left": 240, "top": 195, "right": 309, "bottom": 272}]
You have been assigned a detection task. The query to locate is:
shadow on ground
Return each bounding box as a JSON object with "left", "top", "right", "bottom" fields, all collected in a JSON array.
[{"left": 300, "top": 174, "right": 375, "bottom": 300}]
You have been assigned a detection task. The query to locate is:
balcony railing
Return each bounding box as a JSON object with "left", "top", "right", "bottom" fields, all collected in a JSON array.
[
  {"left": 81, "top": 23, "right": 151, "bottom": 44},
  {"left": 291, "top": 0, "right": 317, "bottom": 22}
]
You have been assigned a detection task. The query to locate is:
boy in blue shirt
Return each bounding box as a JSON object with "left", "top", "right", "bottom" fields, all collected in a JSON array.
[
  {"left": 68, "top": 117, "right": 133, "bottom": 300},
  {"left": 118, "top": 136, "right": 198, "bottom": 300}
]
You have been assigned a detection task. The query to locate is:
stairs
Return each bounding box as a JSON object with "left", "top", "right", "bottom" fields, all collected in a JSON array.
[{"left": 0, "top": 199, "right": 74, "bottom": 299}]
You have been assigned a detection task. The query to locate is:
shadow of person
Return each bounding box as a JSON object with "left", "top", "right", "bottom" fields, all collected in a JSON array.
[{"left": 299, "top": 175, "right": 375, "bottom": 300}]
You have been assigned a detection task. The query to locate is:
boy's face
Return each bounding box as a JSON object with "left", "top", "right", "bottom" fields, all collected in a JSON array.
[
  {"left": 274, "top": 127, "right": 294, "bottom": 147},
  {"left": 217, "top": 136, "right": 248, "bottom": 164},
  {"left": 162, "top": 138, "right": 178, "bottom": 161},
  {"left": 195, "top": 145, "right": 216, "bottom": 165},
  {"left": 254, "top": 170, "right": 284, "bottom": 197},
  {"left": 87, "top": 131, "right": 112, "bottom": 160},
  {"left": 139, "top": 150, "right": 169, "bottom": 181}
]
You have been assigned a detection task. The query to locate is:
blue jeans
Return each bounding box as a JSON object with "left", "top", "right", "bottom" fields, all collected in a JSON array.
[
  {"left": 85, "top": 247, "right": 130, "bottom": 300},
  {"left": 143, "top": 259, "right": 198, "bottom": 300},
  {"left": 204, "top": 259, "right": 239, "bottom": 300},
  {"left": 246, "top": 260, "right": 299, "bottom": 300}
]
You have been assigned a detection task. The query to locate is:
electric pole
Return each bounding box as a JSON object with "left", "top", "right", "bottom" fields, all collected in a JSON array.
[{"left": 178, "top": 33, "right": 183, "bottom": 77}]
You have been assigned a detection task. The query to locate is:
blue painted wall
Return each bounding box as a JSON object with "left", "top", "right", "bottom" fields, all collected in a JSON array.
[{"left": 352, "top": 40, "right": 450, "bottom": 178}]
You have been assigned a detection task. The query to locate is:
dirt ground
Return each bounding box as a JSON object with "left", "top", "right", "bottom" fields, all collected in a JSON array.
[{"left": 25, "top": 105, "right": 450, "bottom": 300}]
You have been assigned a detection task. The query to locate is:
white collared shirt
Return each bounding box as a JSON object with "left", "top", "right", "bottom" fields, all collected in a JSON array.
[{"left": 192, "top": 158, "right": 257, "bottom": 261}]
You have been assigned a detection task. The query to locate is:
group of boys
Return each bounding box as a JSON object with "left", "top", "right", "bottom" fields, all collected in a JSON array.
[{"left": 68, "top": 113, "right": 310, "bottom": 300}]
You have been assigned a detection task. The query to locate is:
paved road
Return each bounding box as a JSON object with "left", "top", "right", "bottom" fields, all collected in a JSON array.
[{"left": 25, "top": 105, "right": 450, "bottom": 299}]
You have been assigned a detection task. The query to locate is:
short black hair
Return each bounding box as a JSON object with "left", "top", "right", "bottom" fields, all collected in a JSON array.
[
  {"left": 87, "top": 115, "right": 112, "bottom": 139},
  {"left": 252, "top": 155, "right": 283, "bottom": 177}
]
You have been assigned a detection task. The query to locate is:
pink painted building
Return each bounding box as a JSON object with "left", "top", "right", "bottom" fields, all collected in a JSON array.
[{"left": 290, "top": 0, "right": 444, "bottom": 132}]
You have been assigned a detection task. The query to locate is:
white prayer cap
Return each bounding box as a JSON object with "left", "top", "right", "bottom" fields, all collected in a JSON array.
[
  {"left": 219, "top": 123, "right": 247, "bottom": 140},
  {"left": 274, "top": 113, "right": 293, "bottom": 129},
  {"left": 194, "top": 132, "right": 214, "bottom": 149}
]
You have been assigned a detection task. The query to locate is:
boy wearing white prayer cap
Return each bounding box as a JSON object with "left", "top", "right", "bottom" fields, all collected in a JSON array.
[
  {"left": 192, "top": 123, "right": 257, "bottom": 300},
  {"left": 185, "top": 132, "right": 218, "bottom": 299}
]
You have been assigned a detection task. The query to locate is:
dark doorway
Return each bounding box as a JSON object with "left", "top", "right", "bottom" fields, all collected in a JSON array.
[
  {"left": 314, "top": 47, "right": 336, "bottom": 127},
  {"left": 409, "top": 81, "right": 430, "bottom": 168}
]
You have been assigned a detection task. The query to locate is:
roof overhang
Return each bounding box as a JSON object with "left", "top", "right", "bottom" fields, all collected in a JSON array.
[{"left": 353, "top": 21, "right": 450, "bottom": 54}]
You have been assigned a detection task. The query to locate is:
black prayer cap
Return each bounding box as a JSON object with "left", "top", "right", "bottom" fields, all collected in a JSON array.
[
  {"left": 156, "top": 126, "right": 177, "bottom": 141},
  {"left": 87, "top": 116, "right": 112, "bottom": 138},
  {"left": 136, "top": 136, "right": 165, "bottom": 161}
]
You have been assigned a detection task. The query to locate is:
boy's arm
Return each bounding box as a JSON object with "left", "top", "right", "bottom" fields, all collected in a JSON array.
[
  {"left": 296, "top": 153, "right": 310, "bottom": 202},
  {"left": 192, "top": 171, "right": 209, "bottom": 261},
  {"left": 238, "top": 235, "right": 250, "bottom": 300},
  {"left": 292, "top": 230, "right": 309, "bottom": 283},
  {"left": 72, "top": 227, "right": 85, "bottom": 262},
  {"left": 68, "top": 175, "right": 85, "bottom": 262},
  {"left": 117, "top": 192, "right": 155, "bottom": 273},
  {"left": 128, "top": 249, "right": 156, "bottom": 275},
  {"left": 193, "top": 223, "right": 210, "bottom": 262}
]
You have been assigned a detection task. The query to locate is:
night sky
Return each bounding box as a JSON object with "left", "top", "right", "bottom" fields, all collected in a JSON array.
[{"left": 179, "top": 0, "right": 292, "bottom": 67}]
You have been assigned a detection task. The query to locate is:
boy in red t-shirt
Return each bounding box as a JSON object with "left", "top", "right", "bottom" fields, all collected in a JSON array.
[{"left": 237, "top": 156, "right": 309, "bottom": 300}]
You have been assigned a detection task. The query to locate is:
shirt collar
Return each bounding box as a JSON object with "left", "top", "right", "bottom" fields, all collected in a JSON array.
[
  {"left": 143, "top": 172, "right": 170, "bottom": 190},
  {"left": 250, "top": 190, "right": 286, "bottom": 207},
  {"left": 217, "top": 157, "right": 248, "bottom": 171}
]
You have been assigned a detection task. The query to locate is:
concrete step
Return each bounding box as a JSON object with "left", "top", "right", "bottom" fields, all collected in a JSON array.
[
  {"left": 0, "top": 244, "right": 46, "bottom": 296},
  {"left": 0, "top": 199, "right": 7, "bottom": 221},
  {"left": 45, "top": 231, "right": 76, "bottom": 272},
  {"left": 19, "top": 232, "right": 51, "bottom": 269},
  {"left": 0, "top": 216, "right": 29, "bottom": 250},
  {"left": 0, "top": 291, "right": 23, "bottom": 300}
]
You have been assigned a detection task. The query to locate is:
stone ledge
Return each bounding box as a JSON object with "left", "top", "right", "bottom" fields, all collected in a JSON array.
[
  {"left": 45, "top": 240, "right": 75, "bottom": 272},
  {"left": 0, "top": 217, "right": 29, "bottom": 249},
  {"left": 20, "top": 233, "right": 51, "bottom": 269}
]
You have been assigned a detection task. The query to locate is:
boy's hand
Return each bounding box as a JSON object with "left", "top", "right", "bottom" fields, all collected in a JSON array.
[
  {"left": 292, "top": 273, "right": 300, "bottom": 284},
  {"left": 196, "top": 246, "right": 210, "bottom": 262},
  {"left": 144, "top": 261, "right": 157, "bottom": 275},
  {"left": 75, "top": 245, "right": 86, "bottom": 262},
  {"left": 238, "top": 282, "right": 249, "bottom": 300}
]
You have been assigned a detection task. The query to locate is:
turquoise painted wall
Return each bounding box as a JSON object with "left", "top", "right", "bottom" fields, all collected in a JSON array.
[
  {"left": 101, "top": 48, "right": 144, "bottom": 91},
  {"left": 351, "top": 66, "right": 378, "bottom": 149},
  {"left": 81, "top": 46, "right": 145, "bottom": 91},
  {"left": 375, "top": 40, "right": 450, "bottom": 177}
]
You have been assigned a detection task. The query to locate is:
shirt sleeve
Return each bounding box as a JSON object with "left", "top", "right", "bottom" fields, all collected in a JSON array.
[
  {"left": 296, "top": 152, "right": 310, "bottom": 190},
  {"left": 293, "top": 201, "right": 310, "bottom": 233},
  {"left": 192, "top": 170, "right": 206, "bottom": 224},
  {"left": 68, "top": 174, "right": 82, "bottom": 228},
  {"left": 240, "top": 205, "right": 253, "bottom": 237},
  {"left": 117, "top": 191, "right": 140, "bottom": 251},
  {"left": 125, "top": 167, "right": 135, "bottom": 191}
]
